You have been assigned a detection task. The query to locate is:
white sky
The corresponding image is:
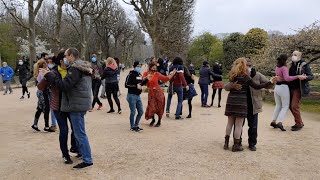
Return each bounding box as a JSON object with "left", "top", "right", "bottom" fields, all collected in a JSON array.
[{"left": 118, "top": 0, "right": 320, "bottom": 36}]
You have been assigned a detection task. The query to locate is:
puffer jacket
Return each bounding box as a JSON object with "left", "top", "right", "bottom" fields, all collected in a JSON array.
[
  {"left": 45, "top": 59, "right": 93, "bottom": 112},
  {"left": 101, "top": 64, "right": 119, "bottom": 83},
  {"left": 0, "top": 66, "right": 14, "bottom": 81}
]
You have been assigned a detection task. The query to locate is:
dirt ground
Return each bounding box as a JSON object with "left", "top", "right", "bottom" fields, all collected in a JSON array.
[{"left": 1, "top": 69, "right": 320, "bottom": 180}]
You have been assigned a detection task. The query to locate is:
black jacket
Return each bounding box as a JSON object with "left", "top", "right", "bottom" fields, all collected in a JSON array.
[
  {"left": 125, "top": 70, "right": 148, "bottom": 95},
  {"left": 45, "top": 59, "right": 92, "bottom": 112},
  {"left": 288, "top": 60, "right": 314, "bottom": 96},
  {"left": 101, "top": 66, "right": 119, "bottom": 84}
]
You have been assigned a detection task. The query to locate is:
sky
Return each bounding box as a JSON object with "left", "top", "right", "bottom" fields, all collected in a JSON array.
[{"left": 119, "top": 0, "right": 320, "bottom": 36}]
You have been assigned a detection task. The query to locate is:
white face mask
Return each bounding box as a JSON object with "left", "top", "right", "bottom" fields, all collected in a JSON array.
[
  {"left": 248, "top": 68, "right": 252, "bottom": 73},
  {"left": 18, "top": 61, "right": 23, "bottom": 65},
  {"left": 292, "top": 56, "right": 299, "bottom": 62}
]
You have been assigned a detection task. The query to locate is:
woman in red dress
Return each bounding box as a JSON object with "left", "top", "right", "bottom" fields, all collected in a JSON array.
[{"left": 143, "top": 62, "right": 176, "bottom": 127}]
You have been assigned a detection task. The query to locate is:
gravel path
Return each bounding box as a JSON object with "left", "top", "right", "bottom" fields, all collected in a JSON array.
[{"left": 0, "top": 69, "right": 320, "bottom": 179}]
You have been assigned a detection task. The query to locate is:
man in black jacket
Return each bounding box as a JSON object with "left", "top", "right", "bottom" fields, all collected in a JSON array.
[
  {"left": 288, "top": 51, "right": 314, "bottom": 131},
  {"left": 43, "top": 48, "right": 93, "bottom": 169},
  {"left": 125, "top": 61, "right": 147, "bottom": 132}
]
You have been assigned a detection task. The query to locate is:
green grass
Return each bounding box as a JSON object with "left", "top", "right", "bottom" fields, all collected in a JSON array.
[{"left": 264, "top": 93, "right": 320, "bottom": 114}]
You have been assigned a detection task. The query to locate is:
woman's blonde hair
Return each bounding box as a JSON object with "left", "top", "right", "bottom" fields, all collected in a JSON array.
[
  {"left": 104, "top": 57, "right": 117, "bottom": 67},
  {"left": 228, "top": 57, "right": 248, "bottom": 81},
  {"left": 34, "top": 59, "right": 47, "bottom": 78}
]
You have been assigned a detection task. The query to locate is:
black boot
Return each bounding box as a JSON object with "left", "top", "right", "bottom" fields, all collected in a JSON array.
[
  {"left": 232, "top": 139, "right": 244, "bottom": 152},
  {"left": 224, "top": 135, "right": 230, "bottom": 150},
  {"left": 276, "top": 122, "right": 286, "bottom": 131},
  {"left": 149, "top": 119, "right": 155, "bottom": 127},
  {"left": 155, "top": 120, "right": 161, "bottom": 127},
  {"left": 270, "top": 121, "right": 277, "bottom": 128}
]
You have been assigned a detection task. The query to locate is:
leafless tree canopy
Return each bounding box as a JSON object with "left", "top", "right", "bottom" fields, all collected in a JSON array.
[{"left": 123, "top": 0, "right": 194, "bottom": 59}]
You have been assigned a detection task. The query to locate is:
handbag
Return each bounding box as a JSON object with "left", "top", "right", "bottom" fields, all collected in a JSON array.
[{"left": 183, "top": 83, "right": 197, "bottom": 100}]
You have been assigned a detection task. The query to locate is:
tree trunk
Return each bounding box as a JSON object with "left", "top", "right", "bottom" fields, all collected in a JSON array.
[
  {"left": 152, "top": 38, "right": 161, "bottom": 57},
  {"left": 80, "top": 15, "right": 87, "bottom": 60},
  {"left": 53, "top": 0, "right": 64, "bottom": 55},
  {"left": 114, "top": 37, "right": 119, "bottom": 57},
  {"left": 28, "top": 0, "right": 36, "bottom": 70}
]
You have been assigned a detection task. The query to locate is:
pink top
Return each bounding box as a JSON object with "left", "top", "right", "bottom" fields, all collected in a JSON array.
[{"left": 275, "top": 66, "right": 298, "bottom": 82}]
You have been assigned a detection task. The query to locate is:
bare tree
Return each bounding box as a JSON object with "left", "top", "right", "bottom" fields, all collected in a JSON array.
[
  {"left": 1, "top": 0, "right": 44, "bottom": 66},
  {"left": 65, "top": 0, "right": 110, "bottom": 59},
  {"left": 123, "top": 0, "right": 194, "bottom": 58}
]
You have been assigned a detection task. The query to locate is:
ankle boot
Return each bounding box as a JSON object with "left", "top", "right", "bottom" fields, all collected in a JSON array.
[
  {"left": 224, "top": 135, "right": 230, "bottom": 149},
  {"left": 232, "top": 139, "right": 244, "bottom": 152}
]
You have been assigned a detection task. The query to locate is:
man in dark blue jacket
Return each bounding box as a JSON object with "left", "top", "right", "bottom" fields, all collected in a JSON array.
[{"left": 288, "top": 51, "right": 314, "bottom": 131}]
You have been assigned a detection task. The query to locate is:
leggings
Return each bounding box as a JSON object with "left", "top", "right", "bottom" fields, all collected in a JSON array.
[
  {"left": 33, "top": 90, "right": 50, "bottom": 127},
  {"left": 188, "top": 98, "right": 192, "bottom": 116},
  {"left": 225, "top": 116, "right": 244, "bottom": 139},
  {"left": 106, "top": 88, "right": 121, "bottom": 111},
  {"left": 211, "top": 88, "right": 222, "bottom": 106},
  {"left": 92, "top": 79, "right": 102, "bottom": 108}
]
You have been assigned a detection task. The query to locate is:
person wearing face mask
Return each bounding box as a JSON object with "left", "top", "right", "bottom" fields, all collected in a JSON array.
[
  {"left": 42, "top": 48, "right": 93, "bottom": 169},
  {"left": 46, "top": 57, "right": 58, "bottom": 132},
  {"left": 143, "top": 62, "right": 177, "bottom": 127},
  {"left": 89, "top": 54, "right": 103, "bottom": 111},
  {"left": 125, "top": 61, "right": 149, "bottom": 132},
  {"left": 15, "top": 59, "right": 31, "bottom": 99},
  {"left": 34, "top": 53, "right": 49, "bottom": 83},
  {"left": 1, "top": 62, "right": 14, "bottom": 95},
  {"left": 38, "top": 51, "right": 80, "bottom": 164},
  {"left": 288, "top": 51, "right": 314, "bottom": 131},
  {"left": 270, "top": 54, "right": 307, "bottom": 131}
]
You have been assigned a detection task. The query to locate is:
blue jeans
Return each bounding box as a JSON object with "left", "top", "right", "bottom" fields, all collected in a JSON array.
[
  {"left": 166, "top": 86, "right": 183, "bottom": 118},
  {"left": 70, "top": 112, "right": 92, "bottom": 164},
  {"left": 126, "top": 94, "right": 144, "bottom": 129},
  {"left": 54, "top": 111, "right": 78, "bottom": 158},
  {"left": 51, "top": 109, "right": 57, "bottom": 126},
  {"left": 199, "top": 84, "right": 209, "bottom": 105}
]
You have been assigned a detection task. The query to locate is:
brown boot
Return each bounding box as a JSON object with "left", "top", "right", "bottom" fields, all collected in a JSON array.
[
  {"left": 224, "top": 135, "right": 230, "bottom": 150},
  {"left": 232, "top": 139, "right": 244, "bottom": 152}
]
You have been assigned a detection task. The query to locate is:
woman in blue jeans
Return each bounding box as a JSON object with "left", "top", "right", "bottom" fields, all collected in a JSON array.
[
  {"left": 166, "top": 57, "right": 189, "bottom": 120},
  {"left": 125, "top": 61, "right": 148, "bottom": 132},
  {"left": 198, "top": 61, "right": 222, "bottom": 107}
]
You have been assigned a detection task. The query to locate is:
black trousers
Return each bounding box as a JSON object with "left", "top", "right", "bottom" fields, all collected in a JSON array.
[
  {"left": 33, "top": 90, "right": 50, "bottom": 127},
  {"left": 247, "top": 113, "right": 258, "bottom": 146},
  {"left": 92, "top": 79, "right": 102, "bottom": 108},
  {"left": 105, "top": 83, "right": 121, "bottom": 111}
]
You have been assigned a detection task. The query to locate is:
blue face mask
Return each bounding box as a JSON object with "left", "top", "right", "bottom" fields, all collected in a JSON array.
[
  {"left": 135, "top": 67, "right": 141, "bottom": 73},
  {"left": 91, "top": 57, "right": 97, "bottom": 63},
  {"left": 63, "top": 58, "right": 69, "bottom": 66},
  {"left": 48, "top": 64, "right": 54, "bottom": 69}
]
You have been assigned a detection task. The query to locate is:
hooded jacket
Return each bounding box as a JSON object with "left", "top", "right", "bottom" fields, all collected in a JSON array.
[
  {"left": 0, "top": 65, "right": 14, "bottom": 81},
  {"left": 44, "top": 59, "right": 92, "bottom": 112}
]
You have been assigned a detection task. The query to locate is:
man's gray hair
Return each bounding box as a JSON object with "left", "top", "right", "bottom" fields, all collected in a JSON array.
[{"left": 66, "top": 48, "right": 79, "bottom": 59}]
